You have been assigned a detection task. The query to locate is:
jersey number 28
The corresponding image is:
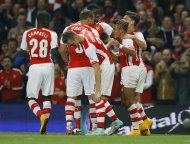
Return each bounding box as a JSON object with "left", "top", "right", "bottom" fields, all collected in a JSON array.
[{"left": 29, "top": 38, "right": 48, "bottom": 58}]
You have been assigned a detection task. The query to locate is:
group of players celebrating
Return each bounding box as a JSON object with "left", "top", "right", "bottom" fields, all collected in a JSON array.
[{"left": 20, "top": 4, "right": 153, "bottom": 136}]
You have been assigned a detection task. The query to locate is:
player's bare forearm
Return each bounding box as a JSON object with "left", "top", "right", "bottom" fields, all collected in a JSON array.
[
  {"left": 133, "top": 37, "right": 147, "bottom": 50},
  {"left": 92, "top": 63, "right": 101, "bottom": 93},
  {"left": 121, "top": 46, "right": 136, "bottom": 56},
  {"left": 109, "top": 49, "right": 119, "bottom": 62},
  {"left": 52, "top": 48, "right": 67, "bottom": 76},
  {"left": 59, "top": 44, "right": 69, "bottom": 62}
]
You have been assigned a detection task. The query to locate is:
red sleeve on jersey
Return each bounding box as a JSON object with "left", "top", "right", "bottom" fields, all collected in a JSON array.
[{"left": 82, "top": 38, "right": 89, "bottom": 50}]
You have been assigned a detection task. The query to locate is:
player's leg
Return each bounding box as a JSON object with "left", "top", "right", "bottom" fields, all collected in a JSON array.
[
  {"left": 88, "top": 98, "right": 97, "bottom": 131},
  {"left": 121, "top": 66, "right": 148, "bottom": 136},
  {"left": 65, "top": 68, "right": 83, "bottom": 135},
  {"left": 27, "top": 64, "right": 46, "bottom": 134},
  {"left": 135, "top": 67, "right": 152, "bottom": 135},
  {"left": 40, "top": 63, "right": 54, "bottom": 134},
  {"left": 73, "top": 96, "right": 82, "bottom": 134},
  {"left": 101, "top": 64, "right": 123, "bottom": 135},
  {"left": 82, "top": 67, "right": 105, "bottom": 135}
]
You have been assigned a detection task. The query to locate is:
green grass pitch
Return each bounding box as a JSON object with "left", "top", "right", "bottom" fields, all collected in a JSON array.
[{"left": 0, "top": 133, "right": 190, "bottom": 144}]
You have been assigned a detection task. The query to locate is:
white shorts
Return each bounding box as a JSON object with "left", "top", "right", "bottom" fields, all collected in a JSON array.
[
  {"left": 100, "top": 64, "right": 115, "bottom": 96},
  {"left": 66, "top": 67, "right": 95, "bottom": 97},
  {"left": 27, "top": 63, "right": 54, "bottom": 99},
  {"left": 121, "top": 65, "right": 147, "bottom": 93}
]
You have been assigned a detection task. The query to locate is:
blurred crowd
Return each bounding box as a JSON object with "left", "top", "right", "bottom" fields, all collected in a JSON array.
[{"left": 0, "top": 0, "right": 190, "bottom": 106}]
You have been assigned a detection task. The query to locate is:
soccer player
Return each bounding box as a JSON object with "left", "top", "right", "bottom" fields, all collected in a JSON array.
[
  {"left": 75, "top": 9, "right": 123, "bottom": 135},
  {"left": 20, "top": 11, "right": 66, "bottom": 134},
  {"left": 59, "top": 10, "right": 102, "bottom": 135},
  {"left": 123, "top": 11, "right": 153, "bottom": 135},
  {"left": 62, "top": 29, "right": 123, "bottom": 135},
  {"left": 107, "top": 19, "right": 149, "bottom": 136}
]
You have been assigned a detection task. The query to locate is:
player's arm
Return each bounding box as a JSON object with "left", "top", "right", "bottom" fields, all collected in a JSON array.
[
  {"left": 107, "top": 38, "right": 136, "bottom": 56},
  {"left": 51, "top": 48, "right": 67, "bottom": 76},
  {"left": 19, "top": 30, "right": 30, "bottom": 61},
  {"left": 51, "top": 32, "right": 67, "bottom": 76},
  {"left": 20, "top": 31, "right": 28, "bottom": 53},
  {"left": 121, "top": 39, "right": 136, "bottom": 56},
  {"left": 125, "top": 32, "right": 147, "bottom": 50},
  {"left": 59, "top": 27, "right": 70, "bottom": 62},
  {"left": 106, "top": 39, "right": 119, "bottom": 62},
  {"left": 84, "top": 43, "right": 102, "bottom": 102},
  {"left": 59, "top": 44, "right": 68, "bottom": 62},
  {"left": 133, "top": 35, "right": 147, "bottom": 50},
  {"left": 101, "top": 22, "right": 113, "bottom": 37}
]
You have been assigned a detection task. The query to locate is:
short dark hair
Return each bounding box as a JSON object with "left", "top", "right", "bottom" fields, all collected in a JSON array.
[
  {"left": 87, "top": 3, "right": 101, "bottom": 14},
  {"left": 79, "top": 9, "right": 94, "bottom": 20},
  {"left": 125, "top": 11, "right": 140, "bottom": 25},
  {"left": 116, "top": 19, "right": 129, "bottom": 32},
  {"left": 37, "top": 11, "right": 51, "bottom": 27},
  {"left": 1, "top": 56, "right": 13, "bottom": 63},
  {"left": 62, "top": 31, "right": 76, "bottom": 44}
]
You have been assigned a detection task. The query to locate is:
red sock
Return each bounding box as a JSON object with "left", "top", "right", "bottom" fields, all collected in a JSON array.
[
  {"left": 65, "top": 98, "right": 75, "bottom": 127},
  {"left": 74, "top": 97, "right": 81, "bottom": 129}
]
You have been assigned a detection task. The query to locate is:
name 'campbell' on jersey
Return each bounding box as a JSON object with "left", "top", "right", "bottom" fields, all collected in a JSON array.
[{"left": 20, "top": 28, "right": 58, "bottom": 65}]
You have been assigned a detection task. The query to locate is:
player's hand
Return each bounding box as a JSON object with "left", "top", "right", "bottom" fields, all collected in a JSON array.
[
  {"left": 106, "top": 38, "right": 116, "bottom": 48},
  {"left": 92, "top": 91, "right": 102, "bottom": 103},
  {"left": 108, "top": 38, "right": 120, "bottom": 47}
]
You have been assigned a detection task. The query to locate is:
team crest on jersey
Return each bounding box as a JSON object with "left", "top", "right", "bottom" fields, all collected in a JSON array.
[{"left": 13, "top": 75, "right": 17, "bottom": 79}]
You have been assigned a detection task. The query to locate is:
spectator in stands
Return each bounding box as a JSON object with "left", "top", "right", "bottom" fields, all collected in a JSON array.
[
  {"left": 175, "top": 10, "right": 189, "bottom": 33},
  {"left": 171, "top": 56, "right": 190, "bottom": 106},
  {"left": 6, "top": 3, "right": 21, "bottom": 28},
  {"left": 183, "top": 16, "right": 190, "bottom": 49},
  {"left": 160, "top": 16, "right": 178, "bottom": 50},
  {"left": 69, "top": 0, "right": 85, "bottom": 22},
  {"left": 16, "top": 33, "right": 22, "bottom": 50},
  {"left": 50, "top": 8, "right": 71, "bottom": 37},
  {"left": 172, "top": 35, "right": 186, "bottom": 60},
  {"left": 8, "top": 13, "right": 32, "bottom": 39},
  {"left": 101, "top": 0, "right": 116, "bottom": 23},
  {"left": 0, "top": 0, "right": 13, "bottom": 29},
  {"left": 154, "top": 49, "right": 175, "bottom": 104},
  {"left": 137, "top": 10, "right": 150, "bottom": 34},
  {"left": 7, "top": 38, "right": 18, "bottom": 60},
  {"left": 0, "top": 56, "right": 24, "bottom": 103},
  {"left": 52, "top": 64, "right": 66, "bottom": 105},
  {"left": 26, "top": 0, "right": 37, "bottom": 26}
]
